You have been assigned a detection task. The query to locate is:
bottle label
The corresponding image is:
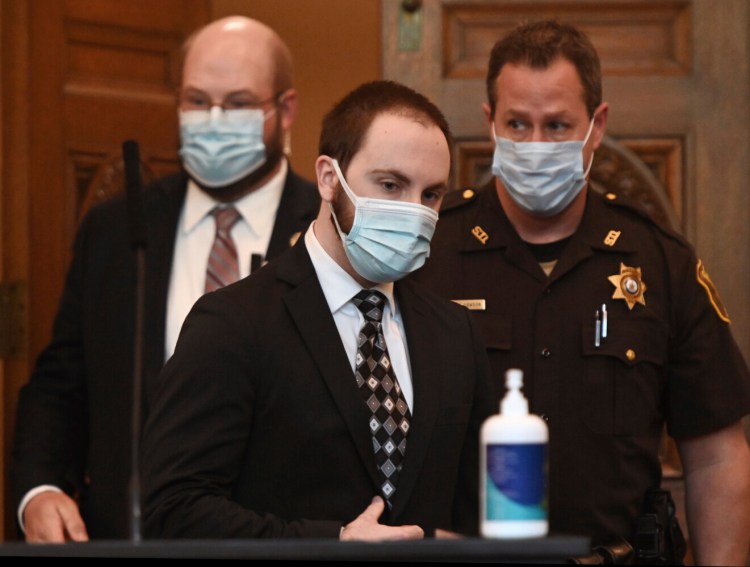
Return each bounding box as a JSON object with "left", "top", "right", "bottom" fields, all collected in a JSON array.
[{"left": 485, "top": 443, "right": 547, "bottom": 521}]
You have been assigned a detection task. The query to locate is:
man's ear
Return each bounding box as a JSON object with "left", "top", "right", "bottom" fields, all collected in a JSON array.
[
  {"left": 278, "top": 89, "right": 298, "bottom": 131},
  {"left": 591, "top": 102, "right": 609, "bottom": 151},
  {"left": 315, "top": 155, "right": 338, "bottom": 203},
  {"left": 482, "top": 102, "right": 495, "bottom": 142}
]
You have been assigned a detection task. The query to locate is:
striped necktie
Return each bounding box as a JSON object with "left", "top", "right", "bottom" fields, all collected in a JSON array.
[{"left": 204, "top": 206, "right": 241, "bottom": 293}]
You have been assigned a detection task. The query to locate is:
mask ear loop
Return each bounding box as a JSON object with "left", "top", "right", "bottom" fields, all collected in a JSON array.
[
  {"left": 263, "top": 107, "right": 277, "bottom": 122},
  {"left": 328, "top": 158, "right": 358, "bottom": 240},
  {"left": 582, "top": 117, "right": 597, "bottom": 178},
  {"left": 331, "top": 159, "right": 360, "bottom": 205}
]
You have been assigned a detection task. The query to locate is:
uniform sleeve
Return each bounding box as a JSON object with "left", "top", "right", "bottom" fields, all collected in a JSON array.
[
  {"left": 141, "top": 291, "right": 342, "bottom": 539},
  {"left": 664, "top": 238, "right": 750, "bottom": 438},
  {"left": 450, "top": 306, "right": 495, "bottom": 535}
]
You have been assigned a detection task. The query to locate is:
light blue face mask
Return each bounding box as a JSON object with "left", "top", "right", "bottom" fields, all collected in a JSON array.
[
  {"left": 329, "top": 159, "right": 439, "bottom": 284},
  {"left": 179, "top": 106, "right": 274, "bottom": 188},
  {"left": 491, "top": 119, "right": 595, "bottom": 217}
]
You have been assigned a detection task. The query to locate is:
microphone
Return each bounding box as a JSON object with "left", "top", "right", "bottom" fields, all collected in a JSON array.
[
  {"left": 122, "top": 140, "right": 146, "bottom": 542},
  {"left": 123, "top": 140, "right": 146, "bottom": 250}
]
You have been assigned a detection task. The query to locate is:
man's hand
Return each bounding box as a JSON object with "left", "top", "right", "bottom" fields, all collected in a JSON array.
[
  {"left": 23, "top": 491, "right": 89, "bottom": 543},
  {"left": 340, "top": 496, "right": 424, "bottom": 541}
]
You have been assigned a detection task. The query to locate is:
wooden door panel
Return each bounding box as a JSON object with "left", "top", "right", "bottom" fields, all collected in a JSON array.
[
  {"left": 382, "top": 0, "right": 750, "bottom": 556},
  {"left": 1, "top": 0, "right": 209, "bottom": 540},
  {"left": 28, "top": 0, "right": 209, "bottom": 360}
]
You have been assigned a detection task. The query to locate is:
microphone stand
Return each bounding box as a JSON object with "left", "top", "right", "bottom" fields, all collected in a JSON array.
[{"left": 123, "top": 140, "right": 146, "bottom": 542}]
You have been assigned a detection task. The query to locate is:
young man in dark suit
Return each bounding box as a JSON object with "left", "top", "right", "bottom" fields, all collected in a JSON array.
[
  {"left": 141, "top": 80, "right": 493, "bottom": 540},
  {"left": 12, "top": 16, "right": 319, "bottom": 542}
]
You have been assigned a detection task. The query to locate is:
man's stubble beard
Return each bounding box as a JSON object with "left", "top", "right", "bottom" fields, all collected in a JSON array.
[{"left": 329, "top": 180, "right": 355, "bottom": 235}]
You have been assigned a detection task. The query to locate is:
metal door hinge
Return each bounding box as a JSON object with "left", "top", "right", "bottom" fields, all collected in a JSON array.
[{"left": 0, "top": 281, "right": 27, "bottom": 358}]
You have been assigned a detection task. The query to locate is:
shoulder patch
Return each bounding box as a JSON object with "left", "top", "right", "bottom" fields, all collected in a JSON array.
[
  {"left": 696, "top": 259, "right": 731, "bottom": 323},
  {"left": 440, "top": 187, "right": 479, "bottom": 213}
]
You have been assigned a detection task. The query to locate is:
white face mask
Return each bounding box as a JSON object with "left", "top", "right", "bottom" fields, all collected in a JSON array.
[
  {"left": 329, "top": 159, "right": 439, "bottom": 283},
  {"left": 491, "top": 119, "right": 595, "bottom": 217},
  {"left": 179, "top": 106, "right": 275, "bottom": 188}
]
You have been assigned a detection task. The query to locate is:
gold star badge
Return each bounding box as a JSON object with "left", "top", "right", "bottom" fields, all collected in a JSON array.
[{"left": 608, "top": 263, "right": 647, "bottom": 310}]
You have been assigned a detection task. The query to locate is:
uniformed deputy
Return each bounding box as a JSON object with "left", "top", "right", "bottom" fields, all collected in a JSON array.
[{"left": 412, "top": 20, "right": 750, "bottom": 566}]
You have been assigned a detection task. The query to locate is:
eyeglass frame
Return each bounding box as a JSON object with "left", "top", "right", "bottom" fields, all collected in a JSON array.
[{"left": 177, "top": 88, "right": 289, "bottom": 112}]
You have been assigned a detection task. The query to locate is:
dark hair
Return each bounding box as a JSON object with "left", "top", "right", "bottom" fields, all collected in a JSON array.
[
  {"left": 486, "top": 20, "right": 602, "bottom": 118},
  {"left": 319, "top": 80, "right": 452, "bottom": 173}
]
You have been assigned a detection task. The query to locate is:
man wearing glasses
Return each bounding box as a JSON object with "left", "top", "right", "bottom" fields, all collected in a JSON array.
[{"left": 11, "top": 15, "right": 319, "bottom": 542}]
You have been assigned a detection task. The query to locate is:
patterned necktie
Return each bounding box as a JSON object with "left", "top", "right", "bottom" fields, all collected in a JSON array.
[
  {"left": 204, "top": 206, "right": 241, "bottom": 293},
  {"left": 351, "top": 289, "right": 411, "bottom": 506}
]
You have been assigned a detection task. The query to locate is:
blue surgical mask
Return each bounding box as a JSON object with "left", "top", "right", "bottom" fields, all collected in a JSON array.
[
  {"left": 329, "top": 159, "right": 439, "bottom": 283},
  {"left": 491, "top": 119, "right": 595, "bottom": 216},
  {"left": 179, "top": 106, "right": 274, "bottom": 188}
]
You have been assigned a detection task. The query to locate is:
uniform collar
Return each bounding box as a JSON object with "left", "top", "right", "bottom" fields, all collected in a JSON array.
[
  {"left": 576, "top": 190, "right": 638, "bottom": 254},
  {"left": 458, "top": 180, "right": 518, "bottom": 253},
  {"left": 455, "top": 183, "right": 638, "bottom": 283},
  {"left": 459, "top": 183, "right": 637, "bottom": 254}
]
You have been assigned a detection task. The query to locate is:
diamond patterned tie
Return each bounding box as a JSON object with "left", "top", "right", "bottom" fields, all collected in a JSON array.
[
  {"left": 352, "top": 289, "right": 411, "bottom": 506},
  {"left": 205, "top": 206, "right": 241, "bottom": 293}
]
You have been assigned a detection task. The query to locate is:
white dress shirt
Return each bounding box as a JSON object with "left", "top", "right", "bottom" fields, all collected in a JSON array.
[
  {"left": 304, "top": 222, "right": 414, "bottom": 411},
  {"left": 19, "top": 162, "right": 292, "bottom": 531},
  {"left": 165, "top": 160, "right": 288, "bottom": 360}
]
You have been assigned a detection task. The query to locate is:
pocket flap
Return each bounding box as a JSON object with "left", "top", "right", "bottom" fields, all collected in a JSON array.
[{"left": 582, "top": 315, "right": 668, "bottom": 366}]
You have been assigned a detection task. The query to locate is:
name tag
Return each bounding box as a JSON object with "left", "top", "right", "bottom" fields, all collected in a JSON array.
[{"left": 452, "top": 299, "right": 486, "bottom": 311}]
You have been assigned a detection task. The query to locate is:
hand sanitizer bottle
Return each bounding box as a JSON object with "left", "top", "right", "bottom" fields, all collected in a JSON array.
[{"left": 480, "top": 368, "right": 548, "bottom": 538}]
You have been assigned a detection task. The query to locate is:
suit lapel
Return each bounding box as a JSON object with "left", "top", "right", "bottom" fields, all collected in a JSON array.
[
  {"left": 279, "top": 242, "right": 383, "bottom": 490},
  {"left": 143, "top": 174, "right": 187, "bottom": 396},
  {"left": 266, "top": 168, "right": 318, "bottom": 260},
  {"left": 388, "top": 279, "right": 441, "bottom": 517}
]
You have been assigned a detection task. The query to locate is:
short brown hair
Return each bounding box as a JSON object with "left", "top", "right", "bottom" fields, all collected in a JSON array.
[
  {"left": 486, "top": 20, "right": 602, "bottom": 118},
  {"left": 319, "top": 80, "right": 452, "bottom": 174}
]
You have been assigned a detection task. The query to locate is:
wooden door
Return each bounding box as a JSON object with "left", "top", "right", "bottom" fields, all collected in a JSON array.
[{"left": 0, "top": 0, "right": 210, "bottom": 540}]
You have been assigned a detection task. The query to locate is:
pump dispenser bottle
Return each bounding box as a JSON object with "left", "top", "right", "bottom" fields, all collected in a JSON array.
[{"left": 480, "top": 368, "right": 548, "bottom": 538}]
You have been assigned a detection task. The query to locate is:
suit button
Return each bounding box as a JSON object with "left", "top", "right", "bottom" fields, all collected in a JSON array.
[{"left": 541, "top": 348, "right": 551, "bottom": 357}]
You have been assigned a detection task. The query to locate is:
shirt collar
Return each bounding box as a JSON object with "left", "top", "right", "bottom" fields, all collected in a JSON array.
[
  {"left": 182, "top": 159, "right": 288, "bottom": 235},
  {"left": 304, "top": 222, "right": 396, "bottom": 316}
]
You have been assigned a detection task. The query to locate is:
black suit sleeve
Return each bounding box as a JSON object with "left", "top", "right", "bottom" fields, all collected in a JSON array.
[
  {"left": 141, "top": 290, "right": 341, "bottom": 539},
  {"left": 11, "top": 212, "right": 93, "bottom": 512},
  {"left": 449, "top": 306, "right": 495, "bottom": 536}
]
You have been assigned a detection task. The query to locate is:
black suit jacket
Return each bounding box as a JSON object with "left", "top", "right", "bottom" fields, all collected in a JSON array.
[
  {"left": 141, "top": 239, "right": 493, "bottom": 539},
  {"left": 11, "top": 168, "right": 320, "bottom": 539}
]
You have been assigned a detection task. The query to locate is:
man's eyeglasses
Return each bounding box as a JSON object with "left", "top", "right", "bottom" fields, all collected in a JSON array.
[{"left": 179, "top": 89, "right": 286, "bottom": 112}]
